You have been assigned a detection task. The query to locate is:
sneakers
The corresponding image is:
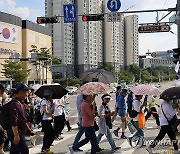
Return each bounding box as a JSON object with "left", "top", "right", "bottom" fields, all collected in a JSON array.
[
  {"left": 75, "top": 148, "right": 83, "bottom": 152},
  {"left": 41, "top": 148, "right": 53, "bottom": 154},
  {"left": 30, "top": 137, "right": 36, "bottom": 146},
  {"left": 96, "top": 147, "right": 104, "bottom": 153},
  {"left": 113, "top": 130, "right": 119, "bottom": 137},
  {"left": 145, "top": 146, "right": 153, "bottom": 154},
  {"left": 69, "top": 147, "right": 75, "bottom": 154},
  {"left": 121, "top": 135, "right": 127, "bottom": 139},
  {"left": 127, "top": 137, "right": 132, "bottom": 147},
  {"left": 113, "top": 146, "right": 121, "bottom": 152}
]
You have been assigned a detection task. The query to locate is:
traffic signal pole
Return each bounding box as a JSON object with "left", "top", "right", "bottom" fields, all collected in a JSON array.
[{"left": 177, "top": 0, "right": 180, "bottom": 48}]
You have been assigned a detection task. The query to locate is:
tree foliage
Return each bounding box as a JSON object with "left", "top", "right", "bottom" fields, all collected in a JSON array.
[
  {"left": 99, "top": 63, "right": 115, "bottom": 73},
  {"left": 2, "top": 60, "right": 31, "bottom": 85}
]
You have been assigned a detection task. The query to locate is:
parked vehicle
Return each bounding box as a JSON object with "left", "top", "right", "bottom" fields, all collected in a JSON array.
[
  {"left": 66, "top": 86, "right": 78, "bottom": 95},
  {"left": 155, "top": 83, "right": 161, "bottom": 88}
]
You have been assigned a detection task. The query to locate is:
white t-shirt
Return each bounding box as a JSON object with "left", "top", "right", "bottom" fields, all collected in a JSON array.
[
  {"left": 132, "top": 99, "right": 141, "bottom": 121},
  {"left": 54, "top": 99, "right": 64, "bottom": 116},
  {"left": 158, "top": 101, "right": 176, "bottom": 126},
  {"left": 40, "top": 99, "right": 53, "bottom": 120}
]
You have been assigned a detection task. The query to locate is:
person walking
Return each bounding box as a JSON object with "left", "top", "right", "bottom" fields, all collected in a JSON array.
[
  {"left": 127, "top": 95, "right": 144, "bottom": 146},
  {"left": 69, "top": 95, "right": 100, "bottom": 154},
  {"left": 113, "top": 89, "right": 128, "bottom": 139},
  {"left": 127, "top": 90, "right": 134, "bottom": 117},
  {"left": 40, "top": 89, "right": 55, "bottom": 154},
  {"left": 7, "top": 83, "right": 32, "bottom": 154},
  {"left": 112, "top": 86, "right": 122, "bottom": 123},
  {"left": 97, "top": 94, "right": 121, "bottom": 152},
  {"left": 53, "top": 98, "right": 66, "bottom": 140},
  {"left": 146, "top": 99, "right": 179, "bottom": 154},
  {"left": 0, "top": 84, "right": 7, "bottom": 154},
  {"left": 72, "top": 94, "right": 84, "bottom": 152},
  {"left": 145, "top": 95, "right": 160, "bottom": 126}
]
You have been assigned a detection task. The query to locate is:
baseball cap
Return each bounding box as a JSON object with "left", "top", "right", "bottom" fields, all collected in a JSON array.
[
  {"left": 121, "top": 89, "right": 128, "bottom": 95},
  {"left": 16, "top": 83, "right": 31, "bottom": 92},
  {"left": 101, "top": 94, "right": 111, "bottom": 100}
]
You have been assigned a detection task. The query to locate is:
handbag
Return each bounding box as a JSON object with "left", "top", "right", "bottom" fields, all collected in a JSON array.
[
  {"left": 161, "top": 104, "right": 177, "bottom": 126},
  {"left": 138, "top": 112, "right": 146, "bottom": 129}
]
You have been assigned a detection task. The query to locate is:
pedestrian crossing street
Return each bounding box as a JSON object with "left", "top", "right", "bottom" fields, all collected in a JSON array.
[{"left": 4, "top": 119, "right": 175, "bottom": 154}]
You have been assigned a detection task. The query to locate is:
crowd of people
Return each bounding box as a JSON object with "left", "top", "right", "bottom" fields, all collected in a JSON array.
[{"left": 0, "top": 83, "right": 180, "bottom": 154}]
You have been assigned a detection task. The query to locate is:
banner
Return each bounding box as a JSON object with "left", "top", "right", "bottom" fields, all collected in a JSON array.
[{"left": 0, "top": 23, "right": 18, "bottom": 44}]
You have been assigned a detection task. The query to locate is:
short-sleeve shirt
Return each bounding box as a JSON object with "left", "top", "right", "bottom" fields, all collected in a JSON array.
[
  {"left": 40, "top": 99, "right": 53, "bottom": 120},
  {"left": 132, "top": 100, "right": 141, "bottom": 121},
  {"left": 81, "top": 100, "right": 94, "bottom": 127}
]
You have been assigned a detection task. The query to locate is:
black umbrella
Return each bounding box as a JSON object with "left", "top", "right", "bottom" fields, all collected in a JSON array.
[
  {"left": 160, "top": 87, "right": 180, "bottom": 100},
  {"left": 35, "top": 84, "right": 69, "bottom": 99},
  {"left": 80, "top": 69, "right": 116, "bottom": 84}
]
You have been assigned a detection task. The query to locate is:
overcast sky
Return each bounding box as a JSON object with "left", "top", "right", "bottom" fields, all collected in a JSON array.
[{"left": 0, "top": 0, "right": 177, "bottom": 54}]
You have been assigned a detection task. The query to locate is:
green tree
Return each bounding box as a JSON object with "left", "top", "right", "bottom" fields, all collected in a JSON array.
[
  {"left": 141, "top": 70, "right": 151, "bottom": 83},
  {"left": 118, "top": 70, "right": 133, "bottom": 83},
  {"left": 99, "top": 63, "right": 115, "bottom": 73},
  {"left": 2, "top": 60, "right": 31, "bottom": 85},
  {"left": 129, "top": 64, "right": 140, "bottom": 82}
]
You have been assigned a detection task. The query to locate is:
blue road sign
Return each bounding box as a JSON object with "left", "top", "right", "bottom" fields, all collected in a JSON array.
[
  {"left": 107, "top": 0, "right": 121, "bottom": 12},
  {"left": 63, "top": 4, "right": 77, "bottom": 23}
]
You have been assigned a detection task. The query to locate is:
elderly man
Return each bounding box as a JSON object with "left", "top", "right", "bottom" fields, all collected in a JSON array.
[{"left": 7, "top": 83, "right": 31, "bottom": 154}]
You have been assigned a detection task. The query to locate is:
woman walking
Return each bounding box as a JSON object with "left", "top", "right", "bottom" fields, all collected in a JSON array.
[
  {"left": 146, "top": 99, "right": 179, "bottom": 154},
  {"left": 40, "top": 89, "right": 55, "bottom": 154}
]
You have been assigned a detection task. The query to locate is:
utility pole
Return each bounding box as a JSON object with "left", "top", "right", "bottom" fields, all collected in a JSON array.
[{"left": 177, "top": 0, "right": 180, "bottom": 47}]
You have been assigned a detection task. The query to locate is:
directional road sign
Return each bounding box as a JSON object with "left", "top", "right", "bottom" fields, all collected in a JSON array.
[
  {"left": 63, "top": 4, "right": 77, "bottom": 23},
  {"left": 107, "top": 0, "right": 121, "bottom": 12},
  {"left": 138, "top": 23, "right": 171, "bottom": 33},
  {"left": 107, "top": 12, "right": 123, "bottom": 22}
]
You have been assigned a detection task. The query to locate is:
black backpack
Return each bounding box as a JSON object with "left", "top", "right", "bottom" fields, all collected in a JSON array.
[
  {"left": 128, "top": 105, "right": 139, "bottom": 118},
  {"left": 0, "top": 100, "right": 14, "bottom": 130}
]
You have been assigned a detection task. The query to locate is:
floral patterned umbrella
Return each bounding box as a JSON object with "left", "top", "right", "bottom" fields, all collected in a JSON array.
[
  {"left": 76, "top": 82, "right": 111, "bottom": 95},
  {"left": 130, "top": 84, "right": 158, "bottom": 95}
]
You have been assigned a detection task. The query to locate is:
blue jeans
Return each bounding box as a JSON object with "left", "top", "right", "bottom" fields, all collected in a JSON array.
[
  {"left": 73, "top": 123, "right": 84, "bottom": 146},
  {"left": 73, "top": 127, "right": 98, "bottom": 154},
  {"left": 131, "top": 121, "right": 144, "bottom": 139},
  {"left": 97, "top": 127, "right": 116, "bottom": 150}
]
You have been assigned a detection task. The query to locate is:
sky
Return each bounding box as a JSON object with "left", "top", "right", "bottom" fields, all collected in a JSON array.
[{"left": 0, "top": 0, "right": 178, "bottom": 54}]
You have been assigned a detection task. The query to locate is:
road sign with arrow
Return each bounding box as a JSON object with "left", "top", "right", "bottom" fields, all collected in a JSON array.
[
  {"left": 107, "top": 0, "right": 121, "bottom": 12},
  {"left": 63, "top": 4, "right": 77, "bottom": 23}
]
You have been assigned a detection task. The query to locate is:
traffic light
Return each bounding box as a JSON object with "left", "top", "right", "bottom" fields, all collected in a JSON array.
[
  {"left": 82, "top": 14, "right": 104, "bottom": 22},
  {"left": 173, "top": 48, "right": 180, "bottom": 64},
  {"left": 37, "top": 17, "right": 58, "bottom": 24},
  {"left": 138, "top": 55, "right": 146, "bottom": 59}
]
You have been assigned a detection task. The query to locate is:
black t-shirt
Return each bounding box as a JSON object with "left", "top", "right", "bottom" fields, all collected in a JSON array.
[{"left": 102, "top": 103, "right": 112, "bottom": 129}]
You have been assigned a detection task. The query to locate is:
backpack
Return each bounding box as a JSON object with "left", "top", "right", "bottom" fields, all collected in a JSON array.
[
  {"left": 34, "top": 107, "right": 44, "bottom": 125},
  {"left": 0, "top": 100, "right": 15, "bottom": 130}
]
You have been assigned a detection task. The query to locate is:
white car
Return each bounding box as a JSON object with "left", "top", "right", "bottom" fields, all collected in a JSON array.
[
  {"left": 66, "top": 86, "right": 78, "bottom": 95},
  {"left": 155, "top": 83, "right": 161, "bottom": 88}
]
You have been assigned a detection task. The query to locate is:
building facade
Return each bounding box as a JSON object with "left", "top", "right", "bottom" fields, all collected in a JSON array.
[
  {"left": 140, "top": 58, "right": 174, "bottom": 68},
  {"left": 124, "top": 15, "right": 139, "bottom": 68},
  {"left": 103, "top": 0, "right": 125, "bottom": 72},
  {"left": 74, "top": 0, "right": 103, "bottom": 76},
  {"left": 45, "top": 0, "right": 75, "bottom": 77},
  {"left": 0, "top": 11, "right": 52, "bottom": 85}
]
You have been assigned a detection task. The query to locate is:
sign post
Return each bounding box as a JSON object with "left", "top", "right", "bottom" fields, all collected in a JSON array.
[
  {"left": 63, "top": 4, "right": 77, "bottom": 23},
  {"left": 138, "top": 23, "right": 171, "bottom": 33},
  {"left": 107, "top": 0, "right": 121, "bottom": 12}
]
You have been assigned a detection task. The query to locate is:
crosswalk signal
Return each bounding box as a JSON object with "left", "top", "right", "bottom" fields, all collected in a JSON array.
[
  {"left": 37, "top": 17, "right": 58, "bottom": 24},
  {"left": 173, "top": 48, "right": 180, "bottom": 64},
  {"left": 82, "top": 14, "right": 104, "bottom": 22}
]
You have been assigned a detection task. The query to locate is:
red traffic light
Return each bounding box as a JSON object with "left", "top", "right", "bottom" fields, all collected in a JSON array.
[
  {"left": 82, "top": 16, "right": 88, "bottom": 22},
  {"left": 37, "top": 18, "right": 42, "bottom": 24}
]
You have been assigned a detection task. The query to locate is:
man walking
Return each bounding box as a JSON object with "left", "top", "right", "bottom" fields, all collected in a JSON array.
[
  {"left": 113, "top": 89, "right": 128, "bottom": 139},
  {"left": 7, "top": 83, "right": 31, "bottom": 154}
]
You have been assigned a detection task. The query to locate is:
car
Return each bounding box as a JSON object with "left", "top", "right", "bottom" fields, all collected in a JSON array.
[
  {"left": 155, "top": 83, "right": 161, "bottom": 88},
  {"left": 66, "top": 86, "right": 78, "bottom": 95}
]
